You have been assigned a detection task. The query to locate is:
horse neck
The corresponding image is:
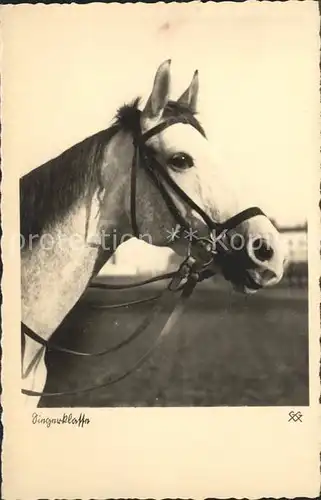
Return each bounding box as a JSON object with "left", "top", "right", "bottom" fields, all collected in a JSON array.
[{"left": 21, "top": 131, "right": 134, "bottom": 339}]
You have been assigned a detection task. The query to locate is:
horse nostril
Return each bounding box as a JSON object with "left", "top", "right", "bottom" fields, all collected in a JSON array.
[{"left": 252, "top": 238, "right": 274, "bottom": 262}]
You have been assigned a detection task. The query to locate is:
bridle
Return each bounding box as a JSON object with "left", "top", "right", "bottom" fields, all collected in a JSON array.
[{"left": 21, "top": 112, "right": 265, "bottom": 398}]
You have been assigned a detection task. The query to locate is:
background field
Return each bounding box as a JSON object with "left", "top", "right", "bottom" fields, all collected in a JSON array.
[{"left": 40, "top": 272, "right": 308, "bottom": 408}]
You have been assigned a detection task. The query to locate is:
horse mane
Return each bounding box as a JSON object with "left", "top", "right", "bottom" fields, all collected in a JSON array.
[{"left": 20, "top": 98, "right": 204, "bottom": 242}]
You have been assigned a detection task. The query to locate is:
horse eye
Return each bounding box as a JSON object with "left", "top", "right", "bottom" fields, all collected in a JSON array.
[{"left": 168, "top": 153, "right": 194, "bottom": 170}]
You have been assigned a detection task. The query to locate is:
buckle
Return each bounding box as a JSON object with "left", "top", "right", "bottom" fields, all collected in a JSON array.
[
  {"left": 189, "top": 238, "right": 215, "bottom": 267},
  {"left": 168, "top": 255, "right": 197, "bottom": 291}
]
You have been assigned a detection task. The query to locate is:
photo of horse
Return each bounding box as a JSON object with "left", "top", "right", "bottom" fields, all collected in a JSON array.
[
  {"left": 15, "top": 6, "right": 311, "bottom": 409},
  {"left": 3, "top": 4, "right": 319, "bottom": 499}
]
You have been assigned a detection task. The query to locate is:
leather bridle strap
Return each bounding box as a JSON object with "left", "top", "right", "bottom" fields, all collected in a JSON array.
[
  {"left": 22, "top": 289, "right": 167, "bottom": 358},
  {"left": 21, "top": 114, "right": 269, "bottom": 398},
  {"left": 145, "top": 154, "right": 265, "bottom": 235},
  {"left": 130, "top": 119, "right": 186, "bottom": 238},
  {"left": 21, "top": 273, "right": 197, "bottom": 397},
  {"left": 130, "top": 116, "right": 265, "bottom": 242},
  {"left": 130, "top": 143, "right": 140, "bottom": 238}
]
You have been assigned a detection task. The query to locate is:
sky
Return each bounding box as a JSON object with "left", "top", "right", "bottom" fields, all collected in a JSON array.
[{"left": 2, "top": 2, "right": 319, "bottom": 226}]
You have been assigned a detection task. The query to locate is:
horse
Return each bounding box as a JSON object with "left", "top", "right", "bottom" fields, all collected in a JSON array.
[{"left": 20, "top": 60, "right": 285, "bottom": 407}]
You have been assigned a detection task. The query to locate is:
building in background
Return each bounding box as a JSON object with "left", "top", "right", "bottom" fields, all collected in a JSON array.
[
  {"left": 272, "top": 221, "right": 308, "bottom": 287},
  {"left": 273, "top": 221, "right": 308, "bottom": 263},
  {"left": 99, "top": 221, "right": 308, "bottom": 288}
]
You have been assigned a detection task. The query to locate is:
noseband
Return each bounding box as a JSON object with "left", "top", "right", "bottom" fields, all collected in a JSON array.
[{"left": 21, "top": 113, "right": 266, "bottom": 398}]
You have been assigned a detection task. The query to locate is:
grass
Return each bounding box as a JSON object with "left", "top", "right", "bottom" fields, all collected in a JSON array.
[{"left": 40, "top": 277, "right": 309, "bottom": 408}]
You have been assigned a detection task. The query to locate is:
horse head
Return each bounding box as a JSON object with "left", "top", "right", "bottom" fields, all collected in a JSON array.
[
  {"left": 104, "top": 60, "right": 285, "bottom": 293},
  {"left": 20, "top": 59, "right": 286, "bottom": 404}
]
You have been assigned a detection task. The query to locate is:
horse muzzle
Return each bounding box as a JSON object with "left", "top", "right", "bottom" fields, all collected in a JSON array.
[{"left": 213, "top": 229, "right": 285, "bottom": 293}]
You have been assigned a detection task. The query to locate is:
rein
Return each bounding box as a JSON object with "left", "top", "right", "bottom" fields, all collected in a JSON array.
[
  {"left": 21, "top": 113, "right": 265, "bottom": 398},
  {"left": 21, "top": 256, "right": 199, "bottom": 397}
]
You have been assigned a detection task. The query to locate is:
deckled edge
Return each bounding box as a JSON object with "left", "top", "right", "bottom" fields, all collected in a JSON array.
[
  {"left": 318, "top": 1, "right": 321, "bottom": 498},
  {"left": 0, "top": 10, "right": 3, "bottom": 500},
  {"left": 0, "top": 1, "right": 319, "bottom": 500}
]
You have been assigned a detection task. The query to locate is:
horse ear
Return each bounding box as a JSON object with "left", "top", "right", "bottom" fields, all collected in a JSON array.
[
  {"left": 177, "top": 70, "right": 199, "bottom": 112},
  {"left": 142, "top": 60, "right": 171, "bottom": 119}
]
